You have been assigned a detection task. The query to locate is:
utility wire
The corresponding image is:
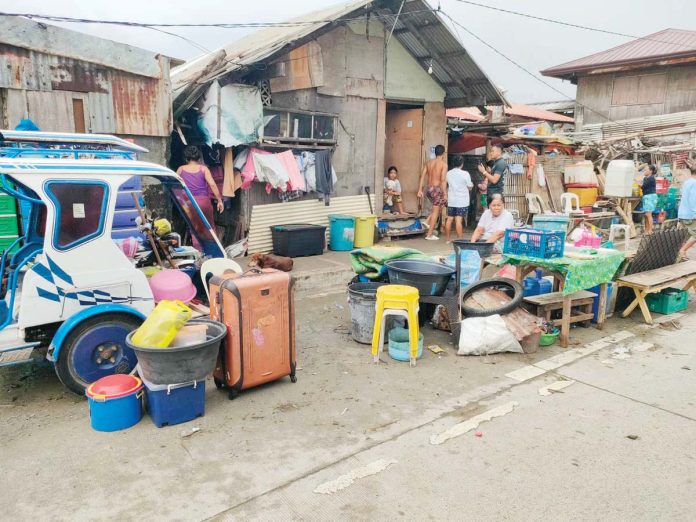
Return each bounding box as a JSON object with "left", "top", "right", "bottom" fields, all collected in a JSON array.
[
  {"left": 450, "top": 0, "right": 696, "bottom": 52},
  {"left": 441, "top": 11, "right": 626, "bottom": 129}
]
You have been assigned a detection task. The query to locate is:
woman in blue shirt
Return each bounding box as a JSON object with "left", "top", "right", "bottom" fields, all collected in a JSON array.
[{"left": 640, "top": 164, "right": 657, "bottom": 234}]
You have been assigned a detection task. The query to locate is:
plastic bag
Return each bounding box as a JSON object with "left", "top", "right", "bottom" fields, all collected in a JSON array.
[
  {"left": 457, "top": 314, "right": 522, "bottom": 355},
  {"left": 131, "top": 300, "right": 192, "bottom": 348},
  {"left": 445, "top": 250, "right": 481, "bottom": 288}
]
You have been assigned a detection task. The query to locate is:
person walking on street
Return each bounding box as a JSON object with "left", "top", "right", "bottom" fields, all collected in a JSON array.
[
  {"left": 678, "top": 158, "right": 696, "bottom": 260},
  {"left": 445, "top": 155, "right": 473, "bottom": 243},
  {"left": 477, "top": 144, "right": 506, "bottom": 205},
  {"left": 417, "top": 144, "right": 448, "bottom": 240}
]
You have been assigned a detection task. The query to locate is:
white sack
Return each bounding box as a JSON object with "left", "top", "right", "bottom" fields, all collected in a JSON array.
[{"left": 457, "top": 314, "right": 523, "bottom": 355}]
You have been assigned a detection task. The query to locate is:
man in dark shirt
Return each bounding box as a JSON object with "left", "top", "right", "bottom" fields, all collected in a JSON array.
[{"left": 477, "top": 144, "right": 506, "bottom": 204}]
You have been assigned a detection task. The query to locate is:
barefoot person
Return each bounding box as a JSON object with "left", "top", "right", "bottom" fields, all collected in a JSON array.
[
  {"left": 445, "top": 155, "right": 473, "bottom": 243},
  {"left": 678, "top": 158, "right": 696, "bottom": 260},
  {"left": 417, "top": 144, "right": 447, "bottom": 240}
]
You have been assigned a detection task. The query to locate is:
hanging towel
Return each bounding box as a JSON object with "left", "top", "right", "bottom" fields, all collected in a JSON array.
[
  {"left": 277, "top": 150, "right": 306, "bottom": 192},
  {"left": 241, "top": 147, "right": 270, "bottom": 189},
  {"left": 253, "top": 152, "right": 290, "bottom": 192},
  {"left": 315, "top": 149, "right": 333, "bottom": 205},
  {"left": 301, "top": 151, "right": 317, "bottom": 192}
]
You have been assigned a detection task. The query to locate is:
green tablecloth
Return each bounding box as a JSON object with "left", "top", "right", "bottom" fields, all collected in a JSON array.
[{"left": 501, "top": 249, "right": 625, "bottom": 295}]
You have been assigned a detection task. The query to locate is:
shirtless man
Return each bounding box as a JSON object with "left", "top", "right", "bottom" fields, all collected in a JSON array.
[{"left": 417, "top": 144, "right": 447, "bottom": 240}]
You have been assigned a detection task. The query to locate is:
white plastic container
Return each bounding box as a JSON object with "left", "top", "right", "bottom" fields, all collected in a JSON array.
[
  {"left": 604, "top": 160, "right": 636, "bottom": 197},
  {"left": 564, "top": 161, "right": 596, "bottom": 185}
]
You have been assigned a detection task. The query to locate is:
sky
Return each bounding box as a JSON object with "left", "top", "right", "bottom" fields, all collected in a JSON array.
[{"left": 5, "top": 0, "right": 695, "bottom": 103}]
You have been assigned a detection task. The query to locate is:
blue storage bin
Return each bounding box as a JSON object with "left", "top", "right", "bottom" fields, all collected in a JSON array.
[
  {"left": 589, "top": 283, "right": 613, "bottom": 323},
  {"left": 143, "top": 376, "right": 206, "bottom": 428},
  {"left": 532, "top": 215, "right": 570, "bottom": 233},
  {"left": 116, "top": 190, "right": 143, "bottom": 209},
  {"left": 113, "top": 209, "right": 139, "bottom": 228},
  {"left": 112, "top": 227, "right": 143, "bottom": 240},
  {"left": 119, "top": 176, "right": 142, "bottom": 191},
  {"left": 329, "top": 214, "right": 355, "bottom": 251}
]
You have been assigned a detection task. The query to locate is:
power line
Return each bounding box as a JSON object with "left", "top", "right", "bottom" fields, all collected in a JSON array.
[
  {"left": 441, "top": 11, "right": 627, "bottom": 129},
  {"left": 449, "top": 0, "right": 696, "bottom": 52}
]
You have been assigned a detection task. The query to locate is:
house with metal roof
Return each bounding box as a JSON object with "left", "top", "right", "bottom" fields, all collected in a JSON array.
[
  {"left": 542, "top": 28, "right": 696, "bottom": 135},
  {"left": 0, "top": 15, "right": 175, "bottom": 165},
  {"left": 171, "top": 0, "right": 505, "bottom": 213}
]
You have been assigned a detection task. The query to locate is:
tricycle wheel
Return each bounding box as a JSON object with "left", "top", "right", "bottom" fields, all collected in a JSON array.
[{"left": 55, "top": 313, "right": 142, "bottom": 395}]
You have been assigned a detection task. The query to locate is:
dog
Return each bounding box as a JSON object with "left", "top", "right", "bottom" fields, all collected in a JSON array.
[{"left": 248, "top": 252, "right": 294, "bottom": 272}]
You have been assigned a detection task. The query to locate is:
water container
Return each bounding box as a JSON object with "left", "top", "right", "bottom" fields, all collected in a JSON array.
[
  {"left": 605, "top": 160, "right": 636, "bottom": 197},
  {"left": 537, "top": 273, "right": 552, "bottom": 295},
  {"left": 347, "top": 282, "right": 389, "bottom": 344},
  {"left": 523, "top": 277, "right": 539, "bottom": 297},
  {"left": 329, "top": 214, "right": 355, "bottom": 251},
  {"left": 353, "top": 215, "right": 377, "bottom": 248},
  {"left": 564, "top": 161, "right": 596, "bottom": 184}
]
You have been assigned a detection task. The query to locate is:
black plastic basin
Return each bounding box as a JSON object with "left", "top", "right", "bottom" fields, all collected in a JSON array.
[{"left": 385, "top": 259, "right": 455, "bottom": 296}]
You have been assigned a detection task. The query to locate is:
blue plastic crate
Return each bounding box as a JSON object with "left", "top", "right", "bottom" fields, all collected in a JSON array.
[
  {"left": 503, "top": 228, "right": 565, "bottom": 259},
  {"left": 143, "top": 378, "right": 205, "bottom": 428}
]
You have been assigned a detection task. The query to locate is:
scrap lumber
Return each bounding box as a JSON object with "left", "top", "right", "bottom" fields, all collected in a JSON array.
[{"left": 463, "top": 288, "right": 541, "bottom": 340}]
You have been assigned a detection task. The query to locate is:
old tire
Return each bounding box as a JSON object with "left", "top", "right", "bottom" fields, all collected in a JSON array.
[
  {"left": 460, "top": 278, "right": 524, "bottom": 318},
  {"left": 55, "top": 313, "right": 142, "bottom": 395}
]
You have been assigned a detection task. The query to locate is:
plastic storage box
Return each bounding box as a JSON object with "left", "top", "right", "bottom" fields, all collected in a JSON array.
[
  {"left": 503, "top": 228, "right": 565, "bottom": 259},
  {"left": 645, "top": 288, "right": 689, "bottom": 315},
  {"left": 271, "top": 224, "right": 326, "bottom": 257},
  {"left": 532, "top": 214, "right": 570, "bottom": 233},
  {"left": 142, "top": 374, "right": 205, "bottom": 428},
  {"left": 566, "top": 184, "right": 599, "bottom": 207}
]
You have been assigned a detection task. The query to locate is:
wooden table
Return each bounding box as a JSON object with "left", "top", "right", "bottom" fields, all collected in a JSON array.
[
  {"left": 512, "top": 264, "right": 609, "bottom": 347},
  {"left": 615, "top": 260, "right": 696, "bottom": 324}
]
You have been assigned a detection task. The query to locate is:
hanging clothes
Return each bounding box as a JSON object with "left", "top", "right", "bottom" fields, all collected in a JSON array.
[
  {"left": 315, "top": 149, "right": 334, "bottom": 205},
  {"left": 277, "top": 150, "right": 306, "bottom": 192},
  {"left": 253, "top": 152, "right": 290, "bottom": 192},
  {"left": 240, "top": 147, "right": 270, "bottom": 189},
  {"left": 222, "top": 147, "right": 242, "bottom": 198},
  {"left": 300, "top": 151, "right": 317, "bottom": 192}
]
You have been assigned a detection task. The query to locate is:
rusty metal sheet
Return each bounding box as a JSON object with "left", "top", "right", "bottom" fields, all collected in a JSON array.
[
  {"left": 0, "top": 44, "right": 52, "bottom": 91},
  {"left": 50, "top": 58, "right": 110, "bottom": 93},
  {"left": 88, "top": 91, "right": 116, "bottom": 133},
  {"left": 111, "top": 67, "right": 171, "bottom": 137}
]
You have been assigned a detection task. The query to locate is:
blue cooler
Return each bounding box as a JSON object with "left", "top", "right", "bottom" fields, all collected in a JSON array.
[
  {"left": 141, "top": 372, "right": 205, "bottom": 428},
  {"left": 86, "top": 375, "right": 144, "bottom": 432},
  {"left": 589, "top": 283, "right": 613, "bottom": 323}
]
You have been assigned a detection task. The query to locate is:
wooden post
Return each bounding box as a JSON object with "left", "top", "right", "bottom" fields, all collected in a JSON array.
[
  {"left": 560, "top": 294, "right": 571, "bottom": 348},
  {"left": 596, "top": 283, "right": 608, "bottom": 330}
]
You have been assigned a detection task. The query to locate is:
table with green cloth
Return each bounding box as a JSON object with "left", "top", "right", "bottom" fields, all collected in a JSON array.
[
  {"left": 500, "top": 249, "right": 625, "bottom": 347},
  {"left": 501, "top": 249, "right": 625, "bottom": 295}
]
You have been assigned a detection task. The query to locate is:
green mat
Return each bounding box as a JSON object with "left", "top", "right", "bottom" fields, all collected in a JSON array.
[{"left": 350, "top": 246, "right": 431, "bottom": 279}]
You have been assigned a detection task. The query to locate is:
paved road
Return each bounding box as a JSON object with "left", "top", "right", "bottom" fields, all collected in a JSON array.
[{"left": 221, "top": 314, "right": 696, "bottom": 521}]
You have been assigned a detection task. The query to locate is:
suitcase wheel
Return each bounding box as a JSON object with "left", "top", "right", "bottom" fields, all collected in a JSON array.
[
  {"left": 228, "top": 388, "right": 239, "bottom": 400},
  {"left": 290, "top": 374, "right": 297, "bottom": 383},
  {"left": 214, "top": 377, "right": 224, "bottom": 389}
]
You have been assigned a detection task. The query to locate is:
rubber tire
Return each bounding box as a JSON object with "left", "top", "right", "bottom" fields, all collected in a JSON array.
[
  {"left": 55, "top": 313, "right": 142, "bottom": 396},
  {"left": 460, "top": 277, "right": 524, "bottom": 318}
]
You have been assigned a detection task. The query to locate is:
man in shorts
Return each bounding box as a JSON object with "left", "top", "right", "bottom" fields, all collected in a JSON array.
[
  {"left": 417, "top": 144, "right": 447, "bottom": 240},
  {"left": 678, "top": 158, "right": 696, "bottom": 260},
  {"left": 445, "top": 155, "right": 473, "bottom": 243}
]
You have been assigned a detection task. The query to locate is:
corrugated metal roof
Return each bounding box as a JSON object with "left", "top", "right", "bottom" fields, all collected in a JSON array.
[
  {"left": 171, "top": 0, "right": 505, "bottom": 112},
  {"left": 448, "top": 103, "right": 574, "bottom": 123},
  {"left": 542, "top": 28, "right": 696, "bottom": 79},
  {"left": 572, "top": 109, "right": 696, "bottom": 142},
  {"left": 528, "top": 100, "right": 576, "bottom": 113},
  {"left": 247, "top": 194, "right": 375, "bottom": 253}
]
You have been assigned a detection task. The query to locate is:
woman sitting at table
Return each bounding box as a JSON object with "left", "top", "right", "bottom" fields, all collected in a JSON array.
[{"left": 470, "top": 193, "right": 515, "bottom": 244}]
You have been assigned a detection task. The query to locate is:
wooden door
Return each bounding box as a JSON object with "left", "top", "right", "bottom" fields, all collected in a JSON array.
[{"left": 384, "top": 108, "right": 424, "bottom": 212}]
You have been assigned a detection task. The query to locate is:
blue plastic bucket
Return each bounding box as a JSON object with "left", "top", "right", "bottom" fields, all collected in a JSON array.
[
  {"left": 329, "top": 214, "right": 355, "bottom": 251},
  {"left": 388, "top": 327, "right": 424, "bottom": 361},
  {"left": 86, "top": 375, "right": 144, "bottom": 432}
]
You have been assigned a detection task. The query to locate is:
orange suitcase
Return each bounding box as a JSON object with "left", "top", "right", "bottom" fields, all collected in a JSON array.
[{"left": 210, "top": 268, "right": 296, "bottom": 399}]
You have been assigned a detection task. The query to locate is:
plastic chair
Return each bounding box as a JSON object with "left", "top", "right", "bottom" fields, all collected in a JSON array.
[
  {"left": 525, "top": 193, "right": 546, "bottom": 214},
  {"left": 561, "top": 193, "right": 581, "bottom": 214},
  {"left": 609, "top": 224, "right": 630, "bottom": 252},
  {"left": 200, "top": 258, "right": 243, "bottom": 300},
  {"left": 371, "top": 285, "right": 420, "bottom": 366}
]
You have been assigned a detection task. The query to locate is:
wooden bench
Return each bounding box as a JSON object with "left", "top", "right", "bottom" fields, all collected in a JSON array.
[
  {"left": 524, "top": 290, "right": 598, "bottom": 348},
  {"left": 615, "top": 260, "right": 696, "bottom": 324}
]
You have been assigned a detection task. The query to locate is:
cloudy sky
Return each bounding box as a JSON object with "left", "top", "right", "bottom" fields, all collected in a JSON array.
[{"left": 7, "top": 0, "right": 695, "bottom": 103}]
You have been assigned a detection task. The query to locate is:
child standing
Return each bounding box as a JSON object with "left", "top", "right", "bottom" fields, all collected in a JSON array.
[
  {"left": 445, "top": 156, "right": 473, "bottom": 243},
  {"left": 640, "top": 164, "right": 657, "bottom": 234},
  {"left": 383, "top": 166, "right": 405, "bottom": 214}
]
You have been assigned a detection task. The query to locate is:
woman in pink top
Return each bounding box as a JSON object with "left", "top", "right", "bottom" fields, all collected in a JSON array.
[{"left": 176, "top": 145, "right": 224, "bottom": 250}]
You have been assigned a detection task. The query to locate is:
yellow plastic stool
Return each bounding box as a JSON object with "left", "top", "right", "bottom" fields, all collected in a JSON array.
[{"left": 371, "top": 285, "right": 420, "bottom": 366}]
